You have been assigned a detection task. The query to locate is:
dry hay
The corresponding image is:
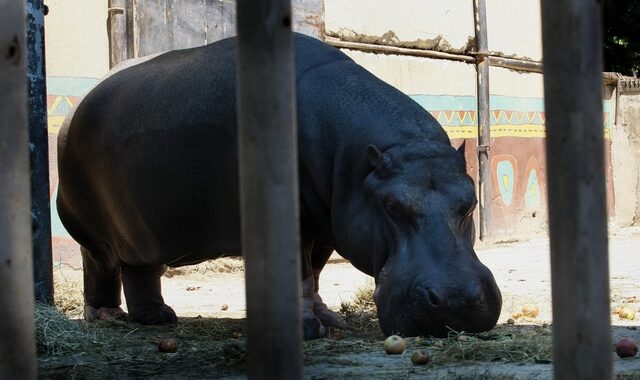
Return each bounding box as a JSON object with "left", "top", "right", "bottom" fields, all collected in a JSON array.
[
  {"left": 164, "top": 257, "right": 245, "bottom": 278},
  {"left": 39, "top": 271, "right": 553, "bottom": 378},
  {"left": 36, "top": 303, "right": 248, "bottom": 378},
  {"left": 328, "top": 282, "right": 553, "bottom": 365},
  {"left": 35, "top": 303, "right": 102, "bottom": 355},
  {"left": 53, "top": 267, "right": 84, "bottom": 317},
  {"left": 339, "top": 279, "right": 379, "bottom": 333},
  {"left": 427, "top": 326, "right": 552, "bottom": 364}
]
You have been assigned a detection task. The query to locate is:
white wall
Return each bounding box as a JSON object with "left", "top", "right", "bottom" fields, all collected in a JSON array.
[
  {"left": 486, "top": 0, "right": 543, "bottom": 61},
  {"left": 45, "top": 0, "right": 109, "bottom": 78},
  {"left": 342, "top": 49, "right": 477, "bottom": 96},
  {"left": 490, "top": 66, "right": 544, "bottom": 98},
  {"left": 325, "top": 0, "right": 475, "bottom": 50}
]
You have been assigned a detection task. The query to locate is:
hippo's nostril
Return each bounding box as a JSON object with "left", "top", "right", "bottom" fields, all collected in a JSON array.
[{"left": 426, "top": 288, "right": 442, "bottom": 307}]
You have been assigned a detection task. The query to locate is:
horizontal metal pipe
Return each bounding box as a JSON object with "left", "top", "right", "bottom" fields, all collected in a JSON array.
[
  {"left": 325, "top": 37, "right": 475, "bottom": 63},
  {"left": 489, "top": 56, "right": 542, "bottom": 73}
]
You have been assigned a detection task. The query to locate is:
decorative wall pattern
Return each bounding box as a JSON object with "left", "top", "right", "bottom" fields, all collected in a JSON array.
[{"left": 413, "top": 94, "right": 612, "bottom": 238}]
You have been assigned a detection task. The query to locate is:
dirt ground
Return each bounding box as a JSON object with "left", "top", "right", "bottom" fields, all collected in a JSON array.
[{"left": 40, "top": 227, "right": 640, "bottom": 379}]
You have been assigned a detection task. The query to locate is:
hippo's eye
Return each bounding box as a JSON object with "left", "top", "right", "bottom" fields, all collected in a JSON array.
[
  {"left": 458, "top": 202, "right": 476, "bottom": 219},
  {"left": 385, "top": 200, "right": 412, "bottom": 222}
]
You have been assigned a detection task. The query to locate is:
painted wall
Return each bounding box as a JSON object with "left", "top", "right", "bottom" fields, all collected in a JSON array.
[
  {"left": 341, "top": 50, "right": 554, "bottom": 240},
  {"left": 324, "top": 0, "right": 619, "bottom": 241},
  {"left": 45, "top": 0, "right": 110, "bottom": 241},
  {"left": 45, "top": 0, "right": 107, "bottom": 133}
]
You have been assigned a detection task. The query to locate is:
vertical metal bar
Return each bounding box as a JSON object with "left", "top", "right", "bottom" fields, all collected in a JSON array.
[
  {"left": 27, "top": 0, "right": 53, "bottom": 304},
  {"left": 236, "top": 1, "right": 302, "bottom": 379},
  {"left": 540, "top": 1, "right": 612, "bottom": 379},
  {"left": 474, "top": 0, "right": 492, "bottom": 241},
  {"left": 125, "top": 0, "right": 135, "bottom": 59},
  {"left": 108, "top": 0, "right": 129, "bottom": 68},
  {"left": 0, "top": 0, "right": 38, "bottom": 378}
]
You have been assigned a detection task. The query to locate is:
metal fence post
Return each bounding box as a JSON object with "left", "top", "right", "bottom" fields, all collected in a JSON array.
[
  {"left": 0, "top": 0, "right": 38, "bottom": 378},
  {"left": 473, "top": 0, "right": 492, "bottom": 242},
  {"left": 540, "top": 1, "right": 612, "bottom": 379},
  {"left": 27, "top": 0, "right": 54, "bottom": 305},
  {"left": 108, "top": 0, "right": 129, "bottom": 68},
  {"left": 236, "top": 1, "right": 303, "bottom": 379}
]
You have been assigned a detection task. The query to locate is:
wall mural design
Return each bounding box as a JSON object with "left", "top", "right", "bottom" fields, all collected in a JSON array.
[
  {"left": 524, "top": 157, "right": 542, "bottom": 210},
  {"left": 495, "top": 158, "right": 515, "bottom": 207}
]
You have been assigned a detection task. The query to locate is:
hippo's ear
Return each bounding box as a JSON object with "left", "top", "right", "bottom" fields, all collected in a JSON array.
[
  {"left": 367, "top": 145, "right": 392, "bottom": 176},
  {"left": 457, "top": 141, "right": 467, "bottom": 164}
]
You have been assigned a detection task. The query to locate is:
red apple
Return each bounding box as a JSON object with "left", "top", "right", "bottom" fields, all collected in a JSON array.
[
  {"left": 615, "top": 337, "right": 638, "bottom": 358},
  {"left": 158, "top": 338, "right": 178, "bottom": 353},
  {"left": 411, "top": 349, "right": 430, "bottom": 365}
]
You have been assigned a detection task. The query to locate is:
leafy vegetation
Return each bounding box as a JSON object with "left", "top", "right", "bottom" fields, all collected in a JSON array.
[{"left": 604, "top": 0, "right": 640, "bottom": 76}]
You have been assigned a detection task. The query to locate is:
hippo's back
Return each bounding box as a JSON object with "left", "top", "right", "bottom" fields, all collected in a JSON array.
[{"left": 57, "top": 33, "right": 350, "bottom": 266}]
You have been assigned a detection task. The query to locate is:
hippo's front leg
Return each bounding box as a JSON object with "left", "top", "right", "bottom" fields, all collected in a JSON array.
[
  {"left": 310, "top": 247, "right": 347, "bottom": 329},
  {"left": 302, "top": 241, "right": 325, "bottom": 339},
  {"left": 301, "top": 245, "right": 347, "bottom": 339}
]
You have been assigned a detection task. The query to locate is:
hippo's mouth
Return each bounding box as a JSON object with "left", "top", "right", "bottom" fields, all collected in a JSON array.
[{"left": 373, "top": 261, "right": 502, "bottom": 337}]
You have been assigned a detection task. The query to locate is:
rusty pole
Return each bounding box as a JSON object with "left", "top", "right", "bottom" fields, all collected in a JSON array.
[
  {"left": 236, "top": 1, "right": 303, "bottom": 379},
  {"left": 0, "top": 0, "right": 38, "bottom": 378},
  {"left": 27, "top": 0, "right": 54, "bottom": 305},
  {"left": 474, "top": 0, "right": 492, "bottom": 241},
  {"left": 541, "top": 0, "right": 612, "bottom": 379}
]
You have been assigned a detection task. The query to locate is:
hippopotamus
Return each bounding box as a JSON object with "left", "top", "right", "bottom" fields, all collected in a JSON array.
[{"left": 57, "top": 32, "right": 502, "bottom": 339}]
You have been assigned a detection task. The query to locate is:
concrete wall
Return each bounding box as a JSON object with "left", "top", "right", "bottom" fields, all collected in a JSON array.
[
  {"left": 325, "top": 0, "right": 474, "bottom": 50},
  {"left": 45, "top": 0, "right": 109, "bottom": 78},
  {"left": 486, "top": 0, "right": 543, "bottom": 60},
  {"left": 612, "top": 81, "right": 640, "bottom": 226}
]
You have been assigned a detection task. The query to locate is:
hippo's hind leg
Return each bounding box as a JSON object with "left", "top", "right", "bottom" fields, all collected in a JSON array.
[
  {"left": 81, "top": 246, "right": 128, "bottom": 321},
  {"left": 121, "top": 264, "right": 177, "bottom": 324}
]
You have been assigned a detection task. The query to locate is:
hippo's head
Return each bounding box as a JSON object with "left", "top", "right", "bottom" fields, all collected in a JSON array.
[{"left": 363, "top": 141, "right": 501, "bottom": 337}]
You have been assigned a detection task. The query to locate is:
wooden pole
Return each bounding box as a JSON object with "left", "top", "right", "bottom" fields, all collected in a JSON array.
[
  {"left": 236, "top": 1, "right": 303, "bottom": 379},
  {"left": 0, "top": 0, "right": 38, "bottom": 378},
  {"left": 474, "top": 0, "right": 492, "bottom": 241},
  {"left": 27, "top": 0, "right": 54, "bottom": 305},
  {"left": 540, "top": 1, "right": 612, "bottom": 379}
]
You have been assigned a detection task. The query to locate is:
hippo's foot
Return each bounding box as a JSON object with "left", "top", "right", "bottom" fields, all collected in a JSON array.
[
  {"left": 84, "top": 305, "right": 128, "bottom": 322},
  {"left": 303, "top": 316, "right": 327, "bottom": 340},
  {"left": 128, "top": 304, "right": 178, "bottom": 325},
  {"left": 313, "top": 294, "right": 348, "bottom": 329}
]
